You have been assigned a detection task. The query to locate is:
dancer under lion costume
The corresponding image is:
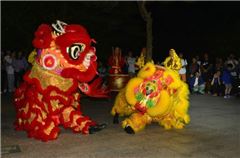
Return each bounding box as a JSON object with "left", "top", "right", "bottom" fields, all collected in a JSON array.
[
  {"left": 14, "top": 20, "right": 108, "bottom": 141},
  {"left": 111, "top": 49, "right": 190, "bottom": 134}
]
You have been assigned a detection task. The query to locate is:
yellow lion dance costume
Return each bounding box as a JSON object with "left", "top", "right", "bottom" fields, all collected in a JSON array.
[{"left": 111, "top": 49, "right": 190, "bottom": 134}]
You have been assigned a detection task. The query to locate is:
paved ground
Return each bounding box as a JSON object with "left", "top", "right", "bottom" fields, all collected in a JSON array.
[{"left": 1, "top": 93, "right": 240, "bottom": 158}]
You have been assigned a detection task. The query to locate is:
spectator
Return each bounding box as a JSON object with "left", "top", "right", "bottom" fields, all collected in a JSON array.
[
  {"left": 225, "top": 53, "right": 239, "bottom": 69},
  {"left": 4, "top": 51, "right": 15, "bottom": 93},
  {"left": 189, "top": 71, "right": 205, "bottom": 94},
  {"left": 195, "top": 55, "right": 201, "bottom": 67},
  {"left": 1, "top": 51, "right": 8, "bottom": 93},
  {"left": 214, "top": 57, "right": 224, "bottom": 72},
  {"left": 179, "top": 53, "right": 188, "bottom": 82},
  {"left": 222, "top": 64, "right": 233, "bottom": 98},
  {"left": 125, "top": 51, "right": 136, "bottom": 77},
  {"left": 13, "top": 51, "right": 28, "bottom": 87},
  {"left": 236, "top": 57, "right": 240, "bottom": 96},
  {"left": 210, "top": 70, "right": 222, "bottom": 96},
  {"left": 188, "top": 57, "right": 199, "bottom": 76},
  {"left": 225, "top": 54, "right": 239, "bottom": 95},
  {"left": 201, "top": 53, "right": 213, "bottom": 94},
  {"left": 97, "top": 61, "right": 108, "bottom": 88}
]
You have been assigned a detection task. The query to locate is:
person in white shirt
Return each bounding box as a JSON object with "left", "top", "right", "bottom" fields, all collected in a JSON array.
[
  {"left": 126, "top": 51, "right": 136, "bottom": 77},
  {"left": 178, "top": 53, "right": 188, "bottom": 82},
  {"left": 189, "top": 71, "right": 205, "bottom": 94}
]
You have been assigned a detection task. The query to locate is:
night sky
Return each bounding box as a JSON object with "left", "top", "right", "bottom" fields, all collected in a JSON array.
[{"left": 2, "top": 1, "right": 240, "bottom": 62}]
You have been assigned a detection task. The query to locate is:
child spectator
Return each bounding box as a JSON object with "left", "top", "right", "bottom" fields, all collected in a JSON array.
[{"left": 222, "top": 64, "right": 233, "bottom": 98}]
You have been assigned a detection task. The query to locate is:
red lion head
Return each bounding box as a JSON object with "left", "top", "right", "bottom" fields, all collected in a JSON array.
[{"left": 32, "top": 20, "right": 98, "bottom": 83}]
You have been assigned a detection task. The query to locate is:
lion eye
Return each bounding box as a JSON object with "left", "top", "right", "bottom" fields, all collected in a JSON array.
[{"left": 67, "top": 43, "right": 86, "bottom": 60}]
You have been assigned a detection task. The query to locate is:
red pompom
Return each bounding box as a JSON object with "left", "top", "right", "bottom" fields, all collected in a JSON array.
[{"left": 32, "top": 24, "right": 53, "bottom": 49}]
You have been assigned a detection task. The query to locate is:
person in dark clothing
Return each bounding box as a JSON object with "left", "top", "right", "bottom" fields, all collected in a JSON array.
[
  {"left": 188, "top": 57, "right": 200, "bottom": 76},
  {"left": 1, "top": 51, "right": 8, "bottom": 93},
  {"left": 210, "top": 70, "right": 222, "bottom": 96},
  {"left": 222, "top": 64, "right": 233, "bottom": 98},
  {"left": 201, "top": 53, "right": 213, "bottom": 94}
]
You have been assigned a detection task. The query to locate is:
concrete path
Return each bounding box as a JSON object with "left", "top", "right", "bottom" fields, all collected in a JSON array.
[{"left": 1, "top": 93, "right": 240, "bottom": 158}]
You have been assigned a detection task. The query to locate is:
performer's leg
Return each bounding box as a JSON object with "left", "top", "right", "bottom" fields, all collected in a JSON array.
[
  {"left": 15, "top": 85, "right": 60, "bottom": 141},
  {"left": 60, "top": 107, "right": 106, "bottom": 134},
  {"left": 32, "top": 118, "right": 60, "bottom": 141},
  {"left": 122, "top": 113, "right": 152, "bottom": 134},
  {"left": 111, "top": 88, "right": 134, "bottom": 124},
  {"left": 15, "top": 104, "right": 60, "bottom": 141}
]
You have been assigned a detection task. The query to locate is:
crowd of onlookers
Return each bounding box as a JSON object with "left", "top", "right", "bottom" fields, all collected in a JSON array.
[
  {"left": 1, "top": 50, "right": 29, "bottom": 94},
  {"left": 185, "top": 53, "right": 240, "bottom": 98},
  {"left": 98, "top": 50, "right": 240, "bottom": 99},
  {"left": 1, "top": 49, "right": 240, "bottom": 99}
]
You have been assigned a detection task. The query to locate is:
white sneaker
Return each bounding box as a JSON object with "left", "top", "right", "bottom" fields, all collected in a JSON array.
[{"left": 224, "top": 95, "right": 228, "bottom": 99}]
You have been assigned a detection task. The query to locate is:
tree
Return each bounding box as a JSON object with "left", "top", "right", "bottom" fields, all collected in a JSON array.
[{"left": 137, "top": 1, "right": 153, "bottom": 62}]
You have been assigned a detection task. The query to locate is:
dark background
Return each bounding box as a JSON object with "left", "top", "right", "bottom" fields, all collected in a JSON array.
[{"left": 2, "top": 1, "right": 240, "bottom": 62}]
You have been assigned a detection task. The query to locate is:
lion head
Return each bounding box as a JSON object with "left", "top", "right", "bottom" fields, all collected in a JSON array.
[{"left": 32, "top": 20, "right": 98, "bottom": 83}]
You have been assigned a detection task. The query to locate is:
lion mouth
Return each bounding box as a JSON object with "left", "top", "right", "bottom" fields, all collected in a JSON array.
[{"left": 83, "top": 52, "right": 96, "bottom": 69}]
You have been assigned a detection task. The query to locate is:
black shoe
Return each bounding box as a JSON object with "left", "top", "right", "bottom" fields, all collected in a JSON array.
[
  {"left": 113, "top": 113, "right": 119, "bottom": 124},
  {"left": 124, "top": 125, "right": 135, "bottom": 134},
  {"left": 89, "top": 123, "right": 107, "bottom": 134}
]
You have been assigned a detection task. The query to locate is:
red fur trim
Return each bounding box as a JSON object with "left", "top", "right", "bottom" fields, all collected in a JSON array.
[
  {"left": 50, "top": 115, "right": 60, "bottom": 126},
  {"left": 72, "top": 126, "right": 81, "bottom": 133},
  {"left": 59, "top": 106, "right": 73, "bottom": 128},
  {"left": 14, "top": 82, "right": 28, "bottom": 98},
  {"left": 76, "top": 116, "right": 90, "bottom": 125},
  {"left": 81, "top": 122, "right": 94, "bottom": 134},
  {"left": 24, "top": 71, "right": 78, "bottom": 95},
  {"left": 39, "top": 126, "right": 60, "bottom": 142},
  {"left": 61, "top": 65, "right": 97, "bottom": 83},
  {"left": 69, "top": 111, "right": 81, "bottom": 124}
]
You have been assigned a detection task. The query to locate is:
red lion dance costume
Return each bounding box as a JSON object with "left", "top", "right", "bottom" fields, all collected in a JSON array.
[{"left": 14, "top": 20, "right": 108, "bottom": 141}]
